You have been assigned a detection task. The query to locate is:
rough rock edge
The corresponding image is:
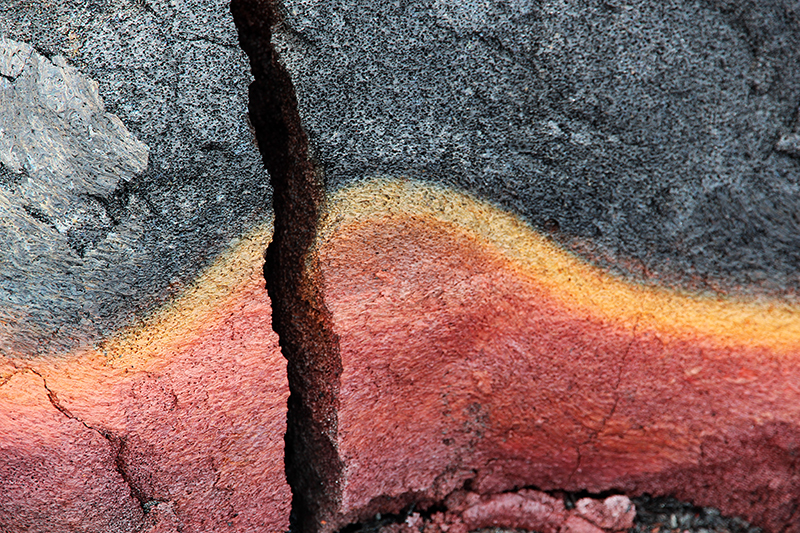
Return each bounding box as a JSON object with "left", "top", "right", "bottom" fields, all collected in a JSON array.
[
  {"left": 231, "top": 1, "right": 344, "bottom": 532},
  {"left": 229, "top": 2, "right": 781, "bottom": 533}
]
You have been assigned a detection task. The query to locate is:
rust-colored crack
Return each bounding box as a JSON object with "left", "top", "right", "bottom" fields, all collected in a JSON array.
[
  {"left": 0, "top": 371, "right": 17, "bottom": 389},
  {"left": 603, "top": 319, "right": 639, "bottom": 430}
]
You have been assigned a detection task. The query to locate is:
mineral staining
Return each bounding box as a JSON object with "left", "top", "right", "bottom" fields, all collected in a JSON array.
[{"left": 312, "top": 177, "right": 800, "bottom": 532}]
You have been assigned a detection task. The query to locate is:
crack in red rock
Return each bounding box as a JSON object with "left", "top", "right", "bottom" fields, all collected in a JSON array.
[
  {"left": 0, "top": 371, "right": 18, "bottom": 389},
  {"left": 27, "top": 368, "right": 84, "bottom": 425},
  {"left": 568, "top": 319, "right": 639, "bottom": 485},
  {"left": 24, "top": 368, "right": 158, "bottom": 517},
  {"left": 602, "top": 318, "right": 639, "bottom": 431},
  {"left": 231, "top": 0, "right": 345, "bottom": 530},
  {"left": 210, "top": 457, "right": 235, "bottom": 494}
]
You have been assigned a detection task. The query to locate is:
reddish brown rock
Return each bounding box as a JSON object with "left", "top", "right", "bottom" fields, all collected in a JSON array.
[
  {"left": 0, "top": 226, "right": 290, "bottom": 532},
  {"left": 561, "top": 515, "right": 606, "bottom": 533},
  {"left": 574, "top": 496, "right": 636, "bottom": 531},
  {"left": 450, "top": 490, "right": 567, "bottom": 533},
  {"left": 376, "top": 490, "right": 634, "bottom": 533},
  {"left": 231, "top": 0, "right": 800, "bottom": 528},
  {"left": 295, "top": 179, "right": 800, "bottom": 532}
]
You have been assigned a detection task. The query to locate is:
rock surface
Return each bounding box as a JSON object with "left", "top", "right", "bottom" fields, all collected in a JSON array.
[
  {"left": 312, "top": 180, "right": 800, "bottom": 532},
  {"left": 374, "top": 490, "right": 635, "bottom": 533},
  {"left": 4, "top": 0, "right": 800, "bottom": 531},
  {"left": 233, "top": 0, "right": 800, "bottom": 532},
  {"left": 272, "top": 0, "right": 800, "bottom": 296},
  {"left": 0, "top": 224, "right": 290, "bottom": 532},
  {"left": 0, "top": 0, "right": 270, "bottom": 356},
  {"left": 272, "top": 0, "right": 800, "bottom": 297},
  {"left": 0, "top": 370, "right": 146, "bottom": 533},
  {"left": 0, "top": 1, "right": 288, "bottom": 532}
]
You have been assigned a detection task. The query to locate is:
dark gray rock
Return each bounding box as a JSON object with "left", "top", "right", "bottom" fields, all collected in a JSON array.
[
  {"left": 273, "top": 0, "right": 800, "bottom": 296},
  {"left": 0, "top": 0, "right": 270, "bottom": 357}
]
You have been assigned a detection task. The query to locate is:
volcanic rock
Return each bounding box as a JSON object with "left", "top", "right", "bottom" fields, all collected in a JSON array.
[
  {"left": 0, "top": 1, "right": 288, "bottom": 531},
  {"left": 233, "top": 0, "right": 800, "bottom": 532}
]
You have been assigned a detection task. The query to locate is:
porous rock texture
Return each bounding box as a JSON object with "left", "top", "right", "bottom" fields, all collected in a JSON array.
[
  {"left": 379, "top": 491, "right": 636, "bottom": 533},
  {"left": 4, "top": 0, "right": 800, "bottom": 531},
  {"left": 313, "top": 180, "right": 800, "bottom": 532},
  {"left": 1, "top": 232, "right": 290, "bottom": 532},
  {"left": 0, "top": 0, "right": 271, "bottom": 355},
  {"left": 0, "top": 1, "right": 289, "bottom": 532},
  {"left": 234, "top": 0, "right": 800, "bottom": 532}
]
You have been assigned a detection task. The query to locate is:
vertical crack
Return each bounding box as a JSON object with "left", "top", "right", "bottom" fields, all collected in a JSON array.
[
  {"left": 107, "top": 433, "right": 150, "bottom": 511},
  {"left": 568, "top": 319, "right": 639, "bottom": 485},
  {"left": 231, "top": 1, "right": 345, "bottom": 532},
  {"left": 603, "top": 318, "right": 639, "bottom": 429}
]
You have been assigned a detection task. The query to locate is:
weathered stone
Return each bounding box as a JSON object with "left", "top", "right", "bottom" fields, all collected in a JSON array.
[
  {"left": 453, "top": 489, "right": 567, "bottom": 533},
  {"left": 5, "top": 0, "right": 800, "bottom": 530},
  {"left": 0, "top": 0, "right": 270, "bottom": 356},
  {"left": 0, "top": 37, "right": 149, "bottom": 355},
  {"left": 561, "top": 515, "right": 606, "bottom": 533},
  {"left": 375, "top": 489, "right": 634, "bottom": 533},
  {"left": 271, "top": 0, "right": 800, "bottom": 296},
  {"left": 574, "top": 495, "right": 636, "bottom": 531},
  {"left": 308, "top": 180, "right": 800, "bottom": 531},
  {"left": 1, "top": 225, "right": 290, "bottom": 532},
  {"left": 233, "top": 0, "right": 800, "bottom": 531},
  {"left": 777, "top": 133, "right": 800, "bottom": 158},
  {"left": 0, "top": 371, "right": 146, "bottom": 533},
  {"left": 0, "top": 1, "right": 288, "bottom": 531}
]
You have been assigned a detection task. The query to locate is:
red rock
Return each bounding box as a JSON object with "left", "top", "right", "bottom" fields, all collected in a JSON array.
[
  {"left": 0, "top": 371, "right": 146, "bottom": 532},
  {"left": 382, "top": 490, "right": 633, "bottom": 533},
  {"left": 143, "top": 502, "right": 180, "bottom": 533},
  {"left": 574, "top": 495, "right": 636, "bottom": 531},
  {"left": 426, "top": 511, "right": 468, "bottom": 533},
  {"left": 304, "top": 179, "right": 800, "bottom": 532},
  {"left": 455, "top": 490, "right": 566, "bottom": 533},
  {"left": 0, "top": 227, "right": 290, "bottom": 532},
  {"left": 561, "top": 515, "right": 606, "bottom": 533}
]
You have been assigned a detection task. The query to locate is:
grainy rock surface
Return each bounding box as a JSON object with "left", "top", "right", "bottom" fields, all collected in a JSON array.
[
  {"left": 0, "top": 370, "right": 145, "bottom": 533},
  {"left": 0, "top": 37, "right": 149, "bottom": 355},
  {"left": 0, "top": 236, "right": 291, "bottom": 532},
  {"left": 307, "top": 180, "right": 800, "bottom": 532},
  {"left": 3, "top": 1, "right": 799, "bottom": 532},
  {"left": 234, "top": 1, "right": 800, "bottom": 532},
  {"left": 0, "top": 0, "right": 270, "bottom": 356},
  {"left": 274, "top": 0, "right": 800, "bottom": 296},
  {"left": 0, "top": 1, "right": 289, "bottom": 532}
]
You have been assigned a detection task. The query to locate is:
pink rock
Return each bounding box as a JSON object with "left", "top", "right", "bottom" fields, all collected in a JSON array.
[
  {"left": 143, "top": 502, "right": 180, "bottom": 533},
  {"left": 560, "top": 515, "right": 606, "bottom": 533},
  {"left": 456, "top": 489, "right": 567, "bottom": 533},
  {"left": 0, "top": 371, "right": 144, "bottom": 532},
  {"left": 574, "top": 495, "right": 636, "bottom": 530},
  {"left": 0, "top": 232, "right": 290, "bottom": 532}
]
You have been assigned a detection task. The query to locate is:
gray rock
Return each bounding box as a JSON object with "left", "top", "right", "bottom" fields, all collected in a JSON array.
[
  {"left": 0, "top": 0, "right": 270, "bottom": 357},
  {"left": 0, "top": 37, "right": 148, "bottom": 228},
  {"left": 777, "top": 133, "right": 800, "bottom": 158},
  {"left": 273, "top": 0, "right": 800, "bottom": 296}
]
